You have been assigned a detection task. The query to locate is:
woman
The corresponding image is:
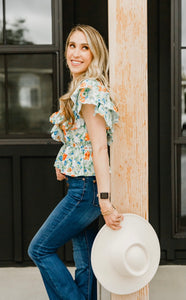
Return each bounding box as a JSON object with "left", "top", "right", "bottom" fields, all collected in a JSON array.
[{"left": 28, "top": 24, "right": 123, "bottom": 300}]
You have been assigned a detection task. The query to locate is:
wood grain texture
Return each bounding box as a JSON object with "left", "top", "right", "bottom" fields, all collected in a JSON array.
[
  {"left": 108, "top": 0, "right": 149, "bottom": 299},
  {"left": 110, "top": 286, "right": 149, "bottom": 300}
]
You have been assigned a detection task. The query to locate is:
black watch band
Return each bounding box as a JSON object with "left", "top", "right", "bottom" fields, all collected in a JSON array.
[{"left": 97, "top": 192, "right": 111, "bottom": 200}]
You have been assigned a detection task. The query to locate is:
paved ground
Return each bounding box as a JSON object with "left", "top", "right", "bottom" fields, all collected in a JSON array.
[
  {"left": 1, "top": 266, "right": 186, "bottom": 300},
  {"left": 0, "top": 267, "right": 75, "bottom": 300}
]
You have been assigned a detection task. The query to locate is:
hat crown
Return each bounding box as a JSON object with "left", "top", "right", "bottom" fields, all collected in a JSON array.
[
  {"left": 124, "top": 244, "right": 149, "bottom": 276},
  {"left": 111, "top": 241, "right": 149, "bottom": 277}
]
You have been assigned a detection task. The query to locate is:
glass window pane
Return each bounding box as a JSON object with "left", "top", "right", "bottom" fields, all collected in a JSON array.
[
  {"left": 0, "top": 0, "right": 3, "bottom": 44},
  {"left": 181, "top": 145, "right": 186, "bottom": 227},
  {"left": 181, "top": 50, "right": 186, "bottom": 136},
  {"left": 0, "top": 55, "right": 5, "bottom": 134},
  {"left": 7, "top": 54, "right": 53, "bottom": 135},
  {"left": 6, "top": 0, "right": 52, "bottom": 45},
  {"left": 182, "top": 0, "right": 186, "bottom": 46}
]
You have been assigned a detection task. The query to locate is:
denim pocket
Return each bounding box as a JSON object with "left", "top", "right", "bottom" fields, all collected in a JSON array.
[
  {"left": 68, "top": 178, "right": 86, "bottom": 203},
  {"left": 93, "top": 180, "right": 99, "bottom": 207}
]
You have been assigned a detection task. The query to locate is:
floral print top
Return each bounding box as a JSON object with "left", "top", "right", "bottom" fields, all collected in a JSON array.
[{"left": 50, "top": 78, "right": 119, "bottom": 177}]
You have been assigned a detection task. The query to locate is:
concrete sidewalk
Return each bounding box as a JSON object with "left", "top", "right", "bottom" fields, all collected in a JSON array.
[
  {"left": 0, "top": 266, "right": 75, "bottom": 300},
  {"left": 1, "top": 266, "right": 186, "bottom": 300}
]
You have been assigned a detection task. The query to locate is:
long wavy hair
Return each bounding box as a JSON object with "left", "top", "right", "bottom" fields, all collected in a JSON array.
[{"left": 59, "top": 24, "right": 109, "bottom": 127}]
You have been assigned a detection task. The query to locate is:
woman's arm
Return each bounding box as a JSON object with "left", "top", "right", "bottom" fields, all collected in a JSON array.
[{"left": 81, "top": 104, "right": 123, "bottom": 230}]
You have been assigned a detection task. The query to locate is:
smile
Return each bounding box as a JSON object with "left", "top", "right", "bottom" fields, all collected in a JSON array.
[{"left": 71, "top": 60, "right": 83, "bottom": 66}]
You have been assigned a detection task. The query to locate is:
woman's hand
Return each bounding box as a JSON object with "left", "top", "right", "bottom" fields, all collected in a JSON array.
[
  {"left": 55, "top": 167, "right": 66, "bottom": 181},
  {"left": 103, "top": 209, "right": 124, "bottom": 230},
  {"left": 100, "top": 201, "right": 124, "bottom": 230}
]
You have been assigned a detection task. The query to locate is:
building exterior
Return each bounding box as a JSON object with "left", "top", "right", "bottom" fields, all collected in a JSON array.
[
  {"left": 0, "top": 0, "right": 186, "bottom": 295},
  {"left": 0, "top": 0, "right": 108, "bottom": 267},
  {"left": 149, "top": 0, "right": 186, "bottom": 263}
]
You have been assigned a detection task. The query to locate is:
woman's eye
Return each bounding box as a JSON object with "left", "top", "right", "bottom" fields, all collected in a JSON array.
[
  {"left": 82, "top": 46, "right": 89, "bottom": 50},
  {"left": 69, "top": 43, "right": 75, "bottom": 48}
]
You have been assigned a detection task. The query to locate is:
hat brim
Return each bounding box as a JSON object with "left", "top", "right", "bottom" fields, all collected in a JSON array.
[{"left": 91, "top": 213, "right": 160, "bottom": 295}]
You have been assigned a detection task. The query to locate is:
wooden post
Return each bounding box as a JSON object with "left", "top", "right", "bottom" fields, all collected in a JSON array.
[{"left": 109, "top": 0, "right": 149, "bottom": 299}]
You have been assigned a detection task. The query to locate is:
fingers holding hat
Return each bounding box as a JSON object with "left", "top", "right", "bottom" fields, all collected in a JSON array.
[{"left": 104, "top": 209, "right": 124, "bottom": 230}]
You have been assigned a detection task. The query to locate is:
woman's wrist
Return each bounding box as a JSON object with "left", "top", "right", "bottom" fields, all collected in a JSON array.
[
  {"left": 100, "top": 203, "right": 116, "bottom": 216},
  {"left": 97, "top": 191, "right": 113, "bottom": 213},
  {"left": 99, "top": 199, "right": 114, "bottom": 212},
  {"left": 97, "top": 192, "right": 111, "bottom": 201}
]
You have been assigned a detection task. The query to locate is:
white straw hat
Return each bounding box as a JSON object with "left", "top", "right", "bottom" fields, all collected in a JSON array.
[{"left": 91, "top": 213, "right": 160, "bottom": 295}]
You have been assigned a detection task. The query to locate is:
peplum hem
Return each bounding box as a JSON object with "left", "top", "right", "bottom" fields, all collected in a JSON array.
[{"left": 54, "top": 143, "right": 95, "bottom": 177}]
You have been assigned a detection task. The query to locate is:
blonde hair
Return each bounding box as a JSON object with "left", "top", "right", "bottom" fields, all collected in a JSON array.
[{"left": 59, "top": 24, "right": 109, "bottom": 126}]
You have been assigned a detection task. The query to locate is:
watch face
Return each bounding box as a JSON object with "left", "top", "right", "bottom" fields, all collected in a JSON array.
[{"left": 100, "top": 193, "right": 109, "bottom": 199}]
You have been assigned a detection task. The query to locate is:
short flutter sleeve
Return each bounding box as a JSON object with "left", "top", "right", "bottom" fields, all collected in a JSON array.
[
  {"left": 71, "top": 79, "right": 119, "bottom": 144},
  {"left": 49, "top": 111, "right": 65, "bottom": 142}
]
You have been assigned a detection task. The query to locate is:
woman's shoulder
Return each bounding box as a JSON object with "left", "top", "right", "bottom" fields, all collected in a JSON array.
[
  {"left": 71, "top": 78, "right": 109, "bottom": 106},
  {"left": 78, "top": 78, "right": 108, "bottom": 93},
  {"left": 71, "top": 77, "right": 118, "bottom": 117}
]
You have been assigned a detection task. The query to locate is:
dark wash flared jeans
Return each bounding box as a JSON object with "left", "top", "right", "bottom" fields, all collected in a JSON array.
[{"left": 28, "top": 175, "right": 101, "bottom": 300}]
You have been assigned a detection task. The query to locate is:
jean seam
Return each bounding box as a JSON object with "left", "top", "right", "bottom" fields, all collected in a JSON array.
[
  {"left": 80, "top": 180, "right": 86, "bottom": 202},
  {"left": 84, "top": 230, "right": 91, "bottom": 300},
  {"left": 93, "top": 182, "right": 99, "bottom": 207}
]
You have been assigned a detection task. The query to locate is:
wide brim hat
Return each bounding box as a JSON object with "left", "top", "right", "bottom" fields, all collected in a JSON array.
[{"left": 91, "top": 213, "right": 160, "bottom": 295}]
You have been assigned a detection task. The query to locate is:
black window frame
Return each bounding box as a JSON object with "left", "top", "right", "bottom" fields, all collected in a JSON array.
[
  {"left": 0, "top": 0, "right": 63, "bottom": 143},
  {"left": 171, "top": 0, "right": 186, "bottom": 237}
]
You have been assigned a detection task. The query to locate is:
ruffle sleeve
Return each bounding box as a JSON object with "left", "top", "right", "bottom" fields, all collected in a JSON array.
[
  {"left": 49, "top": 110, "right": 65, "bottom": 142},
  {"left": 71, "top": 79, "right": 119, "bottom": 144}
]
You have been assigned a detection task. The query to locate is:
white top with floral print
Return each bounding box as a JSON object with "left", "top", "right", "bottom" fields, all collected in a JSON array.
[{"left": 50, "top": 78, "right": 119, "bottom": 177}]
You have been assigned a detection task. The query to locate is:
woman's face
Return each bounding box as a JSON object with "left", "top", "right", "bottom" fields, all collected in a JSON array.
[{"left": 66, "top": 30, "right": 93, "bottom": 78}]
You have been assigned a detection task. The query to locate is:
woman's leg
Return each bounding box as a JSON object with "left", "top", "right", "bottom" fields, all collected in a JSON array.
[
  {"left": 73, "top": 218, "right": 99, "bottom": 300},
  {"left": 28, "top": 176, "right": 100, "bottom": 300}
]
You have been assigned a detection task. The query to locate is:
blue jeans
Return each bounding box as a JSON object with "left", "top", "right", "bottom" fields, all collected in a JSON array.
[{"left": 28, "top": 176, "right": 101, "bottom": 300}]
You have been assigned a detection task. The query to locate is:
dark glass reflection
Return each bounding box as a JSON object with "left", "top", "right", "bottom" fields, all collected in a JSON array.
[
  {"left": 0, "top": 0, "right": 3, "bottom": 44},
  {"left": 182, "top": 0, "right": 186, "bottom": 46},
  {"left": 7, "top": 54, "right": 53, "bottom": 135},
  {"left": 181, "top": 50, "right": 186, "bottom": 136},
  {"left": 181, "top": 146, "right": 186, "bottom": 226},
  {"left": 0, "top": 55, "right": 5, "bottom": 134},
  {"left": 6, "top": 0, "right": 52, "bottom": 45}
]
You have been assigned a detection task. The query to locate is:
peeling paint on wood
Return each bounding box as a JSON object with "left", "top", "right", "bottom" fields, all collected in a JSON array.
[{"left": 108, "top": 0, "right": 149, "bottom": 299}]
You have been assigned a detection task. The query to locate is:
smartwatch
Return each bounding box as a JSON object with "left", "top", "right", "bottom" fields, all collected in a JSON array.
[{"left": 98, "top": 192, "right": 111, "bottom": 200}]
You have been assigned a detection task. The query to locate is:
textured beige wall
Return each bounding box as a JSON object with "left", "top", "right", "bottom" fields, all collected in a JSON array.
[{"left": 108, "top": 0, "right": 149, "bottom": 299}]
